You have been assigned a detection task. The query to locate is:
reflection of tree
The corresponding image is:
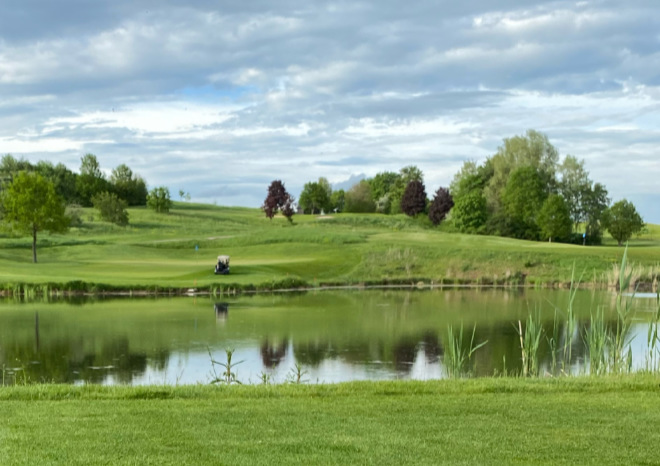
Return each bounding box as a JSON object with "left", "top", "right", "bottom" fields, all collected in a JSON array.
[
  {"left": 293, "top": 341, "right": 330, "bottom": 367},
  {"left": 0, "top": 335, "right": 169, "bottom": 385},
  {"left": 260, "top": 339, "right": 288, "bottom": 368},
  {"left": 392, "top": 338, "right": 417, "bottom": 373},
  {"left": 420, "top": 331, "right": 443, "bottom": 364}
]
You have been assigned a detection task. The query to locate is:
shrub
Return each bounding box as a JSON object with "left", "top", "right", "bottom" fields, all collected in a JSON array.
[{"left": 91, "top": 192, "right": 129, "bottom": 226}]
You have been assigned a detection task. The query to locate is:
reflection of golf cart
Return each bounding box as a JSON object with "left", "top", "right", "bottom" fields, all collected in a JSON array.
[{"left": 214, "top": 255, "right": 230, "bottom": 275}]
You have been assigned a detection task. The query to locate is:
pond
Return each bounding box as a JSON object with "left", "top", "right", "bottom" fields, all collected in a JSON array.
[{"left": 0, "top": 289, "right": 657, "bottom": 385}]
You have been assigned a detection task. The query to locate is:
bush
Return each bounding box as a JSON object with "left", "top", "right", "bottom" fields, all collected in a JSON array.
[
  {"left": 91, "top": 192, "right": 129, "bottom": 226},
  {"left": 147, "top": 186, "right": 173, "bottom": 214}
]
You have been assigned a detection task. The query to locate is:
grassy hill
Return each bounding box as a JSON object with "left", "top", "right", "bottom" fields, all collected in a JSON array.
[{"left": 0, "top": 203, "right": 658, "bottom": 292}]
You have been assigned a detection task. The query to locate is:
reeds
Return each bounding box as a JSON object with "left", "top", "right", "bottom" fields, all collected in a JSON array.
[
  {"left": 516, "top": 311, "right": 543, "bottom": 377},
  {"left": 583, "top": 307, "right": 608, "bottom": 375},
  {"left": 443, "top": 324, "right": 487, "bottom": 378}
]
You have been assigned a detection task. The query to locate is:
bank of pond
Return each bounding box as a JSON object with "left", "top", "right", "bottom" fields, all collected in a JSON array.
[{"left": 1, "top": 287, "right": 658, "bottom": 386}]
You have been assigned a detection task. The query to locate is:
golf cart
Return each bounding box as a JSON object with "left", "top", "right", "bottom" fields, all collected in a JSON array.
[{"left": 214, "top": 255, "right": 230, "bottom": 275}]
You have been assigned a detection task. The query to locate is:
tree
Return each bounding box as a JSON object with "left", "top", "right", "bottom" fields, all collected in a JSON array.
[
  {"left": 344, "top": 181, "right": 376, "bottom": 213},
  {"left": 318, "top": 177, "right": 333, "bottom": 201},
  {"left": 452, "top": 190, "right": 488, "bottom": 233},
  {"left": 428, "top": 187, "right": 454, "bottom": 226},
  {"left": 298, "top": 181, "right": 330, "bottom": 214},
  {"left": 537, "top": 194, "right": 572, "bottom": 242},
  {"left": 583, "top": 182, "right": 609, "bottom": 242},
  {"left": 501, "top": 166, "right": 547, "bottom": 239},
  {"left": 369, "top": 172, "right": 400, "bottom": 204},
  {"left": 92, "top": 191, "right": 129, "bottom": 226},
  {"left": 330, "top": 189, "right": 345, "bottom": 213},
  {"left": 76, "top": 154, "right": 109, "bottom": 206},
  {"left": 147, "top": 186, "right": 173, "bottom": 213},
  {"left": 400, "top": 180, "right": 427, "bottom": 217},
  {"left": 110, "top": 164, "right": 148, "bottom": 206},
  {"left": 602, "top": 200, "right": 644, "bottom": 246},
  {"left": 281, "top": 193, "right": 296, "bottom": 223},
  {"left": 558, "top": 155, "right": 590, "bottom": 229},
  {"left": 262, "top": 180, "right": 291, "bottom": 219},
  {"left": 484, "top": 130, "right": 558, "bottom": 212},
  {"left": 36, "top": 161, "right": 79, "bottom": 204},
  {"left": 1, "top": 172, "right": 69, "bottom": 263},
  {"left": 390, "top": 166, "right": 423, "bottom": 214}
]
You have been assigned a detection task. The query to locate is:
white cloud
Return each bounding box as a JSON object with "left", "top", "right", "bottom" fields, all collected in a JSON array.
[{"left": 1, "top": 0, "right": 660, "bottom": 221}]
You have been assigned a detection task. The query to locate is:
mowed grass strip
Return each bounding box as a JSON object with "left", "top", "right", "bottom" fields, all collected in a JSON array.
[
  {"left": 1, "top": 377, "right": 659, "bottom": 465},
  {"left": 0, "top": 203, "right": 659, "bottom": 289}
]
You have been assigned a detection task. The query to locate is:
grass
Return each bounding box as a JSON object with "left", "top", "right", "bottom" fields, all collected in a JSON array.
[
  {"left": 0, "top": 202, "right": 659, "bottom": 293},
  {"left": 1, "top": 376, "right": 660, "bottom": 464}
]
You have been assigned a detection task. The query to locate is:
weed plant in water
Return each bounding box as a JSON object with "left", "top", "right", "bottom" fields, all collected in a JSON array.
[
  {"left": 287, "top": 363, "right": 308, "bottom": 384},
  {"left": 443, "top": 324, "right": 488, "bottom": 378},
  {"left": 208, "top": 348, "right": 244, "bottom": 385}
]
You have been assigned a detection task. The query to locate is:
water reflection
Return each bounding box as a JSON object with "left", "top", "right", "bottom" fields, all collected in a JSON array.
[{"left": 0, "top": 289, "right": 656, "bottom": 385}]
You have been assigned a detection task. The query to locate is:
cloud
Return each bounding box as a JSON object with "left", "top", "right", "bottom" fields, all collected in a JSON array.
[{"left": 0, "top": 0, "right": 659, "bottom": 221}]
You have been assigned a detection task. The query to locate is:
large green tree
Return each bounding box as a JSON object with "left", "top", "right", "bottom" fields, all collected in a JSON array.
[
  {"left": 501, "top": 166, "right": 547, "bottom": 239},
  {"left": 298, "top": 180, "right": 331, "bottom": 214},
  {"left": 537, "top": 194, "right": 572, "bottom": 242},
  {"left": 345, "top": 181, "right": 376, "bottom": 213},
  {"left": 602, "top": 200, "right": 644, "bottom": 246},
  {"left": 330, "top": 189, "right": 345, "bottom": 213},
  {"left": 1, "top": 172, "right": 69, "bottom": 263},
  {"left": 484, "top": 130, "right": 558, "bottom": 212},
  {"left": 452, "top": 190, "right": 488, "bottom": 233},
  {"left": 558, "top": 155, "right": 590, "bottom": 228}
]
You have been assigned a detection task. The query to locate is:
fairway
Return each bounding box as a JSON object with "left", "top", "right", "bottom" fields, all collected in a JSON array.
[
  {"left": 1, "top": 377, "right": 659, "bottom": 465},
  {"left": 1, "top": 203, "right": 658, "bottom": 291}
]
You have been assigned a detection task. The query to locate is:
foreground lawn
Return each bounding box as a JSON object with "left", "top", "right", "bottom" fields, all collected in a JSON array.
[
  {"left": 1, "top": 377, "right": 660, "bottom": 465},
  {"left": 0, "top": 203, "right": 658, "bottom": 290}
]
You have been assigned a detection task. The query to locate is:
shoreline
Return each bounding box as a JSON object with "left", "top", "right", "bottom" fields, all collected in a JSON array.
[{"left": 1, "top": 276, "right": 655, "bottom": 299}]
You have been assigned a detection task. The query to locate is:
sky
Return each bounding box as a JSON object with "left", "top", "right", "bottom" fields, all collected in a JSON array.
[{"left": 1, "top": 0, "right": 659, "bottom": 222}]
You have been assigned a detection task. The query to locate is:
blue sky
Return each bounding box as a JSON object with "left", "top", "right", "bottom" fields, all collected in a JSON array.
[{"left": 1, "top": 0, "right": 659, "bottom": 222}]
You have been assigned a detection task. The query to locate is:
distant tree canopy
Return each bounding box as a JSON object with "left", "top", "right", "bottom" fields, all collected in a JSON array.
[
  {"left": 1, "top": 171, "right": 69, "bottom": 263},
  {"left": 449, "top": 130, "right": 619, "bottom": 244},
  {"left": 110, "top": 164, "right": 147, "bottom": 206},
  {"left": 297, "top": 165, "right": 455, "bottom": 224},
  {"left": 0, "top": 154, "right": 149, "bottom": 210}
]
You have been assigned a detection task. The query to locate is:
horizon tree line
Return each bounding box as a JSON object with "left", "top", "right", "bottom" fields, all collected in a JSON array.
[{"left": 264, "top": 130, "right": 645, "bottom": 245}]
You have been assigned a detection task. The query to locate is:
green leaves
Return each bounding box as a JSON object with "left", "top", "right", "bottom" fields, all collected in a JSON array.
[{"left": 1, "top": 171, "right": 69, "bottom": 262}]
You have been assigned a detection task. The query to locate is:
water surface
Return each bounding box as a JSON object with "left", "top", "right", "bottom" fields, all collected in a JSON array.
[{"left": 0, "top": 289, "right": 656, "bottom": 385}]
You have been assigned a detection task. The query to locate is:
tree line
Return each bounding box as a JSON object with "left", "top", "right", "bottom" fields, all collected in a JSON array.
[
  {"left": 0, "top": 153, "right": 173, "bottom": 262},
  {"left": 264, "top": 130, "right": 645, "bottom": 245},
  {"left": 449, "top": 130, "right": 643, "bottom": 245}
]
